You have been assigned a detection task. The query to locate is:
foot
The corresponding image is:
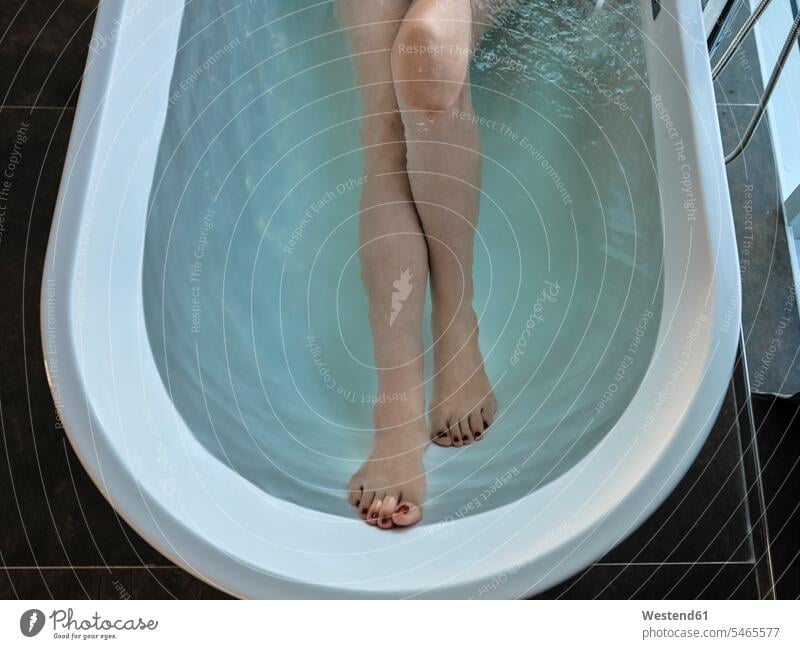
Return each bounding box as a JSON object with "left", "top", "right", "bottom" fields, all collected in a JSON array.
[
  {"left": 430, "top": 308, "right": 496, "bottom": 447},
  {"left": 348, "top": 404, "right": 427, "bottom": 529}
]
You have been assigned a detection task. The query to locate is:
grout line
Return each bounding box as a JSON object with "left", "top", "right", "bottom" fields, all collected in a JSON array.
[
  {"left": 593, "top": 561, "right": 756, "bottom": 567},
  {"left": 0, "top": 105, "right": 75, "bottom": 111},
  {"left": 733, "top": 342, "right": 778, "bottom": 599},
  {"left": 2, "top": 565, "right": 175, "bottom": 571}
]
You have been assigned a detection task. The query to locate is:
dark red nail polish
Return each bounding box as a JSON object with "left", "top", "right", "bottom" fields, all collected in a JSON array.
[{"left": 397, "top": 505, "right": 410, "bottom": 514}]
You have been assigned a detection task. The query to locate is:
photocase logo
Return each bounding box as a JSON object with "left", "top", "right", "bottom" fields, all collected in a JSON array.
[
  {"left": 390, "top": 268, "right": 413, "bottom": 327},
  {"left": 20, "top": 609, "right": 45, "bottom": 637}
]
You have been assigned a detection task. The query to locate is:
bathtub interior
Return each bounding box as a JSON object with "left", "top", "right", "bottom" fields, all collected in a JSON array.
[{"left": 141, "top": 0, "right": 664, "bottom": 524}]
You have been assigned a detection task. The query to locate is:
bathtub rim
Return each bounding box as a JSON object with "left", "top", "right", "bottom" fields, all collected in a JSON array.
[{"left": 40, "top": 0, "right": 742, "bottom": 599}]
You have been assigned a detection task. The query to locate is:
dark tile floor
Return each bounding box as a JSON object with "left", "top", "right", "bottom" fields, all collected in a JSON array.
[
  {"left": 0, "top": 0, "right": 797, "bottom": 599},
  {"left": 750, "top": 393, "right": 800, "bottom": 599},
  {"left": 0, "top": 0, "right": 97, "bottom": 108}
]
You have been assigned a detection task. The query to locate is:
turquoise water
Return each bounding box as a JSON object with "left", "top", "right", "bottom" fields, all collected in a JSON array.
[{"left": 143, "top": 0, "right": 662, "bottom": 522}]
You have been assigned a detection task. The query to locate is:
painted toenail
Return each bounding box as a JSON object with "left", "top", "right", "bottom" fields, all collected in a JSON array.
[
  {"left": 475, "top": 431, "right": 482, "bottom": 437},
  {"left": 397, "top": 504, "right": 410, "bottom": 514},
  {"left": 462, "top": 435, "right": 468, "bottom": 441},
  {"left": 362, "top": 509, "right": 367, "bottom": 514},
  {"left": 371, "top": 513, "right": 378, "bottom": 519}
]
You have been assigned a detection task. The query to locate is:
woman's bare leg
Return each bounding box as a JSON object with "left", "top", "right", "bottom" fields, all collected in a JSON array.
[
  {"left": 338, "top": 0, "right": 427, "bottom": 528},
  {"left": 391, "top": 0, "right": 502, "bottom": 447}
]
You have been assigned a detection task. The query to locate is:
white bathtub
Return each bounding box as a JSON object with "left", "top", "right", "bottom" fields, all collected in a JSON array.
[{"left": 42, "top": 0, "right": 740, "bottom": 598}]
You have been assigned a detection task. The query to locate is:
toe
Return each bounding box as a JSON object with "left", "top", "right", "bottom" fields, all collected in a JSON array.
[
  {"left": 459, "top": 418, "right": 474, "bottom": 445},
  {"left": 348, "top": 485, "right": 362, "bottom": 507},
  {"left": 432, "top": 430, "right": 452, "bottom": 447},
  {"left": 378, "top": 496, "right": 398, "bottom": 529},
  {"left": 392, "top": 502, "right": 422, "bottom": 527},
  {"left": 469, "top": 411, "right": 485, "bottom": 439},
  {"left": 448, "top": 419, "right": 462, "bottom": 447},
  {"left": 367, "top": 497, "right": 383, "bottom": 525},
  {"left": 358, "top": 490, "right": 375, "bottom": 519},
  {"left": 481, "top": 405, "right": 495, "bottom": 429}
]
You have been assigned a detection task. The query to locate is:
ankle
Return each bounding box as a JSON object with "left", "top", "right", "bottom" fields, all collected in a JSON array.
[{"left": 371, "top": 405, "right": 429, "bottom": 456}]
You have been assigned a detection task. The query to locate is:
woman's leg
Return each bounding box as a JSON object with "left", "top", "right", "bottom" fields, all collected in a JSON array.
[
  {"left": 338, "top": 0, "right": 427, "bottom": 528},
  {"left": 391, "top": 0, "right": 502, "bottom": 447}
]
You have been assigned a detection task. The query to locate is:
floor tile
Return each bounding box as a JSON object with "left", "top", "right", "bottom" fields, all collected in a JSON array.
[
  {"left": 0, "top": 568, "right": 102, "bottom": 599},
  {"left": 536, "top": 562, "right": 759, "bottom": 599},
  {"left": 751, "top": 394, "right": 800, "bottom": 599},
  {"left": 98, "top": 568, "right": 231, "bottom": 600},
  {"left": 731, "top": 356, "right": 776, "bottom": 598},
  {"left": 0, "top": 567, "right": 228, "bottom": 600},
  {"left": 0, "top": 108, "right": 73, "bottom": 387},
  {"left": 717, "top": 103, "right": 800, "bottom": 396},
  {"left": 0, "top": 0, "right": 97, "bottom": 108}
]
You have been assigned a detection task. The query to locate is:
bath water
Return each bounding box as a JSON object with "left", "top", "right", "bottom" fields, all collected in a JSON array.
[{"left": 143, "top": 0, "right": 663, "bottom": 522}]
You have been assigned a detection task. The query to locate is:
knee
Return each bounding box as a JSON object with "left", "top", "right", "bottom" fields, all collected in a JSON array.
[{"left": 391, "top": 16, "right": 470, "bottom": 113}]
